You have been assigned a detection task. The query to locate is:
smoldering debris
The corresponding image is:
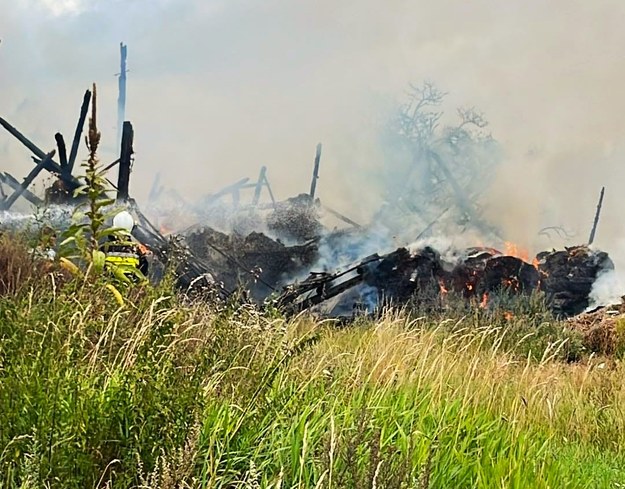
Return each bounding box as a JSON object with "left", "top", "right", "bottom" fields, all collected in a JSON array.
[
  {"left": 0, "top": 81, "right": 620, "bottom": 323},
  {"left": 272, "top": 243, "right": 612, "bottom": 319}
]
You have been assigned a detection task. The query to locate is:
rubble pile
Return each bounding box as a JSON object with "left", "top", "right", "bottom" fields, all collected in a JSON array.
[{"left": 184, "top": 225, "right": 318, "bottom": 301}]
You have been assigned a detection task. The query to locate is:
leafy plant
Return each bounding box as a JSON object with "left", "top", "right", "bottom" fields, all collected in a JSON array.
[{"left": 55, "top": 83, "right": 146, "bottom": 286}]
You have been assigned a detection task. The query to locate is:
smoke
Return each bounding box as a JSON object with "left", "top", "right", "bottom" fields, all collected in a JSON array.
[{"left": 2, "top": 0, "right": 625, "bottom": 286}]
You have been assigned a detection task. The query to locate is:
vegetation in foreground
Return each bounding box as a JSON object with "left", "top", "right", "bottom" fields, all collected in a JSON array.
[{"left": 1, "top": 235, "right": 625, "bottom": 488}]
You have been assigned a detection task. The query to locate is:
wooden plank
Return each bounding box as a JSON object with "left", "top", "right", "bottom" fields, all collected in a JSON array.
[{"left": 116, "top": 121, "right": 133, "bottom": 201}]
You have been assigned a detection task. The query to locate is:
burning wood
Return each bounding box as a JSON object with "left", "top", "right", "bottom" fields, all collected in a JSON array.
[{"left": 274, "top": 242, "right": 612, "bottom": 318}]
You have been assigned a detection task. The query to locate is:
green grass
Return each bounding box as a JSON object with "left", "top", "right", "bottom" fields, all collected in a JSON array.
[{"left": 0, "top": 236, "right": 624, "bottom": 487}]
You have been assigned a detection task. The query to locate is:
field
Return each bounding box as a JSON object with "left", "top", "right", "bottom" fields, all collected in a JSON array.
[{"left": 1, "top": 235, "right": 625, "bottom": 488}]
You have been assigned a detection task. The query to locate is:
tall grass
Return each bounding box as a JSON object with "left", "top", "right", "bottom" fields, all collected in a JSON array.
[{"left": 0, "top": 240, "right": 624, "bottom": 487}]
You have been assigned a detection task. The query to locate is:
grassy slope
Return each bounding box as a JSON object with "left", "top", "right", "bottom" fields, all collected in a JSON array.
[{"left": 0, "top": 238, "right": 625, "bottom": 487}]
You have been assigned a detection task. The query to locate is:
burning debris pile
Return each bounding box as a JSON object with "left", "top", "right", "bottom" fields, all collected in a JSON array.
[
  {"left": 0, "top": 76, "right": 618, "bottom": 323},
  {"left": 273, "top": 243, "right": 613, "bottom": 318}
]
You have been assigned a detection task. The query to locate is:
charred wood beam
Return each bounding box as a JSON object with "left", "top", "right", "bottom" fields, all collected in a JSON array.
[
  {"left": 54, "top": 133, "right": 68, "bottom": 169},
  {"left": 277, "top": 254, "right": 382, "bottom": 313},
  {"left": 588, "top": 186, "right": 605, "bottom": 245},
  {"left": 0, "top": 172, "right": 44, "bottom": 207},
  {"left": 0, "top": 116, "right": 81, "bottom": 189},
  {"left": 203, "top": 178, "right": 250, "bottom": 206},
  {"left": 116, "top": 121, "right": 133, "bottom": 201},
  {"left": 291, "top": 273, "right": 365, "bottom": 312},
  {"left": 321, "top": 204, "right": 361, "bottom": 228},
  {"left": 252, "top": 166, "right": 267, "bottom": 206},
  {"left": 263, "top": 173, "right": 277, "bottom": 207},
  {"left": 102, "top": 158, "right": 121, "bottom": 173},
  {"left": 67, "top": 89, "right": 92, "bottom": 174},
  {"left": 2, "top": 151, "right": 55, "bottom": 210},
  {"left": 309, "top": 143, "right": 322, "bottom": 200}
]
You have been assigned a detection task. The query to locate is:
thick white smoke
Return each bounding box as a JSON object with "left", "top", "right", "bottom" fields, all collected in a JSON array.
[{"left": 1, "top": 0, "right": 625, "bottom": 295}]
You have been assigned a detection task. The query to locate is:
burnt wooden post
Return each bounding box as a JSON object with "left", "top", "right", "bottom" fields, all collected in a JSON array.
[
  {"left": 252, "top": 166, "right": 267, "bottom": 206},
  {"left": 309, "top": 143, "right": 322, "bottom": 200},
  {"left": 2, "top": 151, "right": 55, "bottom": 210},
  {"left": 588, "top": 186, "right": 605, "bottom": 245},
  {"left": 67, "top": 89, "right": 92, "bottom": 173},
  {"left": 54, "top": 133, "right": 68, "bottom": 169},
  {"left": 117, "top": 42, "right": 128, "bottom": 146},
  {"left": 117, "top": 121, "right": 133, "bottom": 201}
]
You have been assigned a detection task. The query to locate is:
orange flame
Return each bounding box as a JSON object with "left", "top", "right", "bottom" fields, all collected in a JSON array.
[
  {"left": 439, "top": 279, "right": 448, "bottom": 296},
  {"left": 479, "top": 293, "right": 489, "bottom": 309},
  {"left": 504, "top": 311, "right": 514, "bottom": 321},
  {"left": 504, "top": 241, "right": 530, "bottom": 263}
]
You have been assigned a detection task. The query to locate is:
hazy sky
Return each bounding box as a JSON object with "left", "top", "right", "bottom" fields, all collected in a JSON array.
[{"left": 1, "top": 0, "right": 624, "bottom": 255}]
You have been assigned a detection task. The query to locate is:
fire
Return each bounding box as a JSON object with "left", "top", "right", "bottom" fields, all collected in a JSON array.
[
  {"left": 504, "top": 241, "right": 530, "bottom": 263},
  {"left": 479, "top": 292, "right": 489, "bottom": 309},
  {"left": 439, "top": 279, "right": 448, "bottom": 296},
  {"left": 504, "top": 311, "right": 514, "bottom": 321}
]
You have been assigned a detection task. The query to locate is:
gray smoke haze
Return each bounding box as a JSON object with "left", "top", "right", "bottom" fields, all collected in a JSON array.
[{"left": 1, "top": 0, "right": 625, "bottom": 269}]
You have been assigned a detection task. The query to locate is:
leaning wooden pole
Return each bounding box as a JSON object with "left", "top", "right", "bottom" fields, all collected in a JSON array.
[
  {"left": 588, "top": 186, "right": 605, "bottom": 245},
  {"left": 252, "top": 166, "right": 267, "bottom": 206},
  {"left": 117, "top": 42, "right": 128, "bottom": 147},
  {"left": 2, "top": 151, "right": 55, "bottom": 210},
  {"left": 67, "top": 89, "right": 92, "bottom": 174},
  {"left": 117, "top": 121, "right": 133, "bottom": 201},
  {"left": 309, "top": 143, "right": 322, "bottom": 200}
]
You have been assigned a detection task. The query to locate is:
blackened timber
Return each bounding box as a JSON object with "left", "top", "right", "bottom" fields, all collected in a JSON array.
[
  {"left": 321, "top": 205, "right": 361, "bottom": 228},
  {"left": 309, "top": 143, "right": 322, "bottom": 199},
  {"left": 0, "top": 116, "right": 80, "bottom": 189},
  {"left": 0, "top": 116, "right": 49, "bottom": 160},
  {"left": 203, "top": 178, "right": 250, "bottom": 206},
  {"left": 67, "top": 90, "right": 92, "bottom": 173},
  {"left": 117, "top": 121, "right": 133, "bottom": 201},
  {"left": 2, "top": 151, "right": 54, "bottom": 210},
  {"left": 252, "top": 166, "right": 267, "bottom": 206},
  {"left": 263, "top": 174, "right": 277, "bottom": 207},
  {"left": 588, "top": 186, "right": 605, "bottom": 245},
  {"left": 0, "top": 173, "right": 44, "bottom": 207},
  {"left": 54, "top": 133, "right": 68, "bottom": 169},
  {"left": 102, "top": 158, "right": 121, "bottom": 173}
]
